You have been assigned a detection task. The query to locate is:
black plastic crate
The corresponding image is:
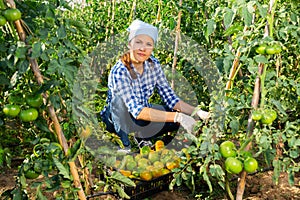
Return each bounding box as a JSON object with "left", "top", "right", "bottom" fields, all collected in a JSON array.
[{"left": 124, "top": 173, "right": 173, "bottom": 200}]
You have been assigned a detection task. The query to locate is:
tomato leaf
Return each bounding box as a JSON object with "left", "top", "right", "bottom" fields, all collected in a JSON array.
[
  {"left": 110, "top": 171, "right": 135, "bottom": 187},
  {"left": 223, "top": 8, "right": 235, "bottom": 29},
  {"left": 115, "top": 184, "right": 130, "bottom": 199},
  {"left": 36, "top": 185, "right": 48, "bottom": 200},
  {"left": 31, "top": 42, "right": 42, "bottom": 59},
  {"left": 53, "top": 157, "right": 70, "bottom": 179},
  {"left": 57, "top": 25, "right": 67, "bottom": 39},
  {"left": 205, "top": 19, "right": 216, "bottom": 41},
  {"left": 242, "top": 6, "right": 252, "bottom": 26},
  {"left": 254, "top": 55, "right": 269, "bottom": 64}
]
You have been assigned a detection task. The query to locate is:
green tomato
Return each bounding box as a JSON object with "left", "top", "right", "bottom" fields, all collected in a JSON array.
[
  {"left": 268, "top": 109, "right": 277, "bottom": 121},
  {"left": 0, "top": 15, "right": 7, "bottom": 26},
  {"left": 252, "top": 110, "right": 262, "bottom": 121},
  {"left": 19, "top": 108, "right": 38, "bottom": 122},
  {"left": 26, "top": 94, "right": 43, "bottom": 108},
  {"left": 244, "top": 157, "right": 258, "bottom": 173},
  {"left": 261, "top": 109, "right": 277, "bottom": 125},
  {"left": 33, "top": 161, "right": 43, "bottom": 173},
  {"left": 3, "top": 8, "right": 21, "bottom": 21},
  {"left": 255, "top": 44, "right": 267, "bottom": 54},
  {"left": 265, "top": 46, "right": 277, "bottom": 55},
  {"left": 3, "top": 104, "right": 21, "bottom": 117},
  {"left": 273, "top": 44, "right": 282, "bottom": 54},
  {"left": 225, "top": 157, "right": 243, "bottom": 174},
  {"left": 24, "top": 169, "right": 39, "bottom": 179},
  {"left": 219, "top": 141, "right": 237, "bottom": 158}
]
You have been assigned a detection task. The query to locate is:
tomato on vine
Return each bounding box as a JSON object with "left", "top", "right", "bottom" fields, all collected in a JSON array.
[
  {"left": 225, "top": 157, "right": 243, "bottom": 174},
  {"left": 24, "top": 169, "right": 39, "bottom": 179},
  {"left": 3, "top": 104, "right": 21, "bottom": 117},
  {"left": 3, "top": 8, "right": 22, "bottom": 21},
  {"left": 265, "top": 46, "right": 277, "bottom": 55},
  {"left": 19, "top": 108, "right": 38, "bottom": 122},
  {"left": 265, "top": 44, "right": 282, "bottom": 55},
  {"left": 26, "top": 93, "right": 43, "bottom": 108},
  {"left": 220, "top": 141, "right": 237, "bottom": 158},
  {"left": 0, "top": 15, "right": 6, "bottom": 26},
  {"left": 243, "top": 157, "right": 258, "bottom": 173},
  {"left": 255, "top": 44, "right": 267, "bottom": 54},
  {"left": 261, "top": 109, "right": 277, "bottom": 125},
  {"left": 252, "top": 110, "right": 262, "bottom": 121}
]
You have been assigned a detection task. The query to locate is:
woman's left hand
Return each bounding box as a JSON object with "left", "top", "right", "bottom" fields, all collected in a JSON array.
[{"left": 197, "top": 109, "right": 211, "bottom": 120}]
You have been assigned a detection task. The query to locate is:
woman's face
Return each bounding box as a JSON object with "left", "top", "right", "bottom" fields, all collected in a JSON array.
[{"left": 129, "top": 34, "right": 154, "bottom": 64}]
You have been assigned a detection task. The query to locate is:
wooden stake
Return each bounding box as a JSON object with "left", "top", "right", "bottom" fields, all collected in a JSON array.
[
  {"left": 171, "top": 0, "right": 182, "bottom": 89},
  {"left": 236, "top": 0, "right": 276, "bottom": 199}
]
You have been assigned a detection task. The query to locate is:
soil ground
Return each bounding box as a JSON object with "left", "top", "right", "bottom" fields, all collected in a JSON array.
[{"left": 1, "top": 163, "right": 299, "bottom": 200}]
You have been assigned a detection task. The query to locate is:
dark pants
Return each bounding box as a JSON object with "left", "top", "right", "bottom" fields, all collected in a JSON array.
[{"left": 100, "top": 95, "right": 179, "bottom": 147}]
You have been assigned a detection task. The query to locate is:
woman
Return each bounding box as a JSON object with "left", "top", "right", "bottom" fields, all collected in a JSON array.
[{"left": 101, "top": 19, "right": 210, "bottom": 151}]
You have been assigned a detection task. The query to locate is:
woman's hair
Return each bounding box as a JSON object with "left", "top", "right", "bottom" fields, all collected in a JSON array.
[
  {"left": 120, "top": 51, "right": 154, "bottom": 79},
  {"left": 121, "top": 51, "right": 137, "bottom": 79}
]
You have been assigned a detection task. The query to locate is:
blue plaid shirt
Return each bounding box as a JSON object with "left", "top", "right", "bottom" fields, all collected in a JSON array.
[{"left": 104, "top": 56, "right": 180, "bottom": 118}]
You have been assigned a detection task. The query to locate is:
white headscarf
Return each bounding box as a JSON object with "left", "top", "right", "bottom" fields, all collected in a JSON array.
[{"left": 127, "top": 19, "right": 158, "bottom": 44}]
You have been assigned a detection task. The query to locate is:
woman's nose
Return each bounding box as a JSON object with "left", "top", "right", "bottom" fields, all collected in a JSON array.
[{"left": 139, "top": 45, "right": 146, "bottom": 51}]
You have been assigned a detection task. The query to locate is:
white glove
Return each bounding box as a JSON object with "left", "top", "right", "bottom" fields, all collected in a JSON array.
[
  {"left": 174, "top": 112, "right": 196, "bottom": 134},
  {"left": 197, "top": 109, "right": 211, "bottom": 120}
]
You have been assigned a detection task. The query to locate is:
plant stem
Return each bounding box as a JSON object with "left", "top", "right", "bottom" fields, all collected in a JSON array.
[
  {"left": 238, "top": 134, "right": 255, "bottom": 153},
  {"left": 260, "top": 64, "right": 267, "bottom": 108},
  {"left": 0, "top": 0, "right": 6, "bottom": 9},
  {"left": 225, "top": 173, "right": 234, "bottom": 200}
]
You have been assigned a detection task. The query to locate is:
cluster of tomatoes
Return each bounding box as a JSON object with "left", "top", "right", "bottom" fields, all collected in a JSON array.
[
  {"left": 219, "top": 141, "right": 258, "bottom": 174},
  {"left": 116, "top": 140, "right": 179, "bottom": 181},
  {"left": 252, "top": 108, "right": 277, "bottom": 125},
  {"left": 2, "top": 93, "right": 43, "bottom": 122},
  {"left": 0, "top": 8, "right": 22, "bottom": 26},
  {"left": 255, "top": 43, "right": 282, "bottom": 55}
]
